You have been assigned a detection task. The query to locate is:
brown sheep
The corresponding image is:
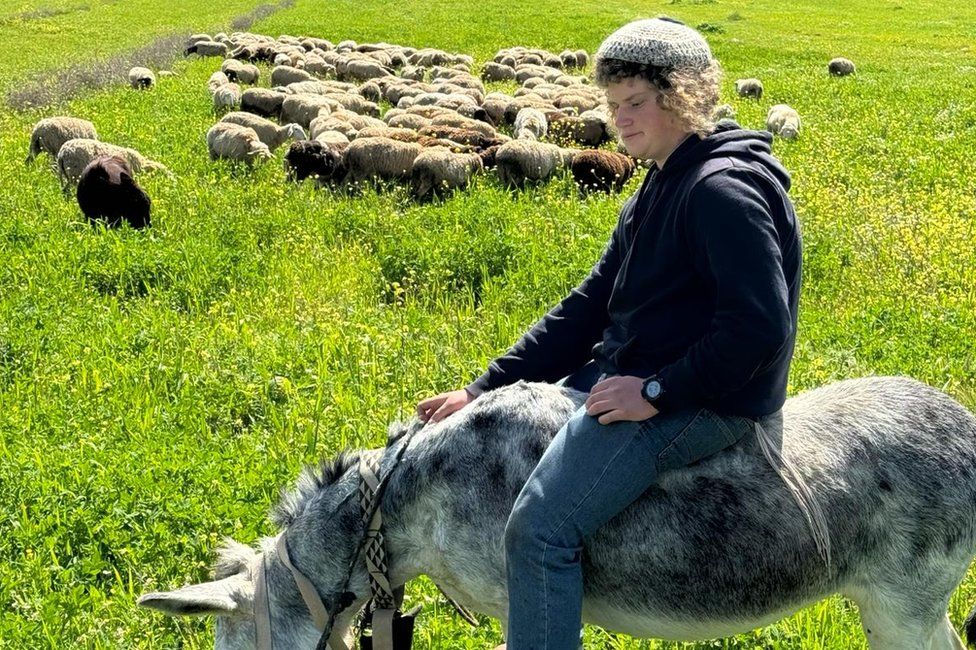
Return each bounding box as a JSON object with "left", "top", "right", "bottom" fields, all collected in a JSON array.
[{"left": 570, "top": 150, "right": 636, "bottom": 193}]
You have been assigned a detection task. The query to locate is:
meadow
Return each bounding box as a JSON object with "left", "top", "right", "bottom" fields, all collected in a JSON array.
[{"left": 1, "top": 0, "right": 976, "bottom": 647}]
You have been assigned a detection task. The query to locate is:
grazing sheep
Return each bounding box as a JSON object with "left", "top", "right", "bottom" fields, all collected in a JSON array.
[
  {"left": 418, "top": 125, "right": 504, "bottom": 150},
  {"left": 482, "top": 93, "right": 514, "bottom": 125},
  {"left": 429, "top": 113, "right": 499, "bottom": 138},
  {"left": 76, "top": 155, "right": 151, "bottom": 229},
  {"left": 494, "top": 139, "right": 576, "bottom": 188},
  {"left": 574, "top": 49, "right": 589, "bottom": 68},
  {"left": 548, "top": 112, "right": 610, "bottom": 147},
  {"left": 241, "top": 88, "right": 285, "bottom": 119},
  {"left": 205, "top": 123, "right": 273, "bottom": 164},
  {"left": 503, "top": 95, "right": 558, "bottom": 125},
  {"left": 219, "top": 112, "right": 306, "bottom": 151},
  {"left": 213, "top": 83, "right": 242, "bottom": 112},
  {"left": 411, "top": 148, "right": 484, "bottom": 201},
  {"left": 127, "top": 66, "right": 155, "bottom": 89},
  {"left": 514, "top": 107, "right": 548, "bottom": 140},
  {"left": 208, "top": 70, "right": 230, "bottom": 95},
  {"left": 358, "top": 80, "right": 382, "bottom": 103},
  {"left": 26, "top": 116, "right": 97, "bottom": 163},
  {"left": 342, "top": 58, "right": 391, "bottom": 82},
  {"left": 735, "top": 78, "right": 764, "bottom": 99},
  {"left": 56, "top": 138, "right": 168, "bottom": 188},
  {"left": 185, "top": 40, "right": 228, "bottom": 58},
  {"left": 386, "top": 113, "right": 433, "bottom": 130},
  {"left": 343, "top": 136, "right": 422, "bottom": 183},
  {"left": 283, "top": 140, "right": 347, "bottom": 185},
  {"left": 221, "top": 59, "right": 260, "bottom": 84},
  {"left": 711, "top": 103, "right": 736, "bottom": 120},
  {"left": 280, "top": 94, "right": 340, "bottom": 129},
  {"left": 481, "top": 62, "right": 516, "bottom": 83},
  {"left": 326, "top": 92, "right": 380, "bottom": 117},
  {"left": 766, "top": 104, "right": 801, "bottom": 139},
  {"left": 571, "top": 149, "right": 636, "bottom": 193},
  {"left": 828, "top": 57, "right": 856, "bottom": 76},
  {"left": 271, "top": 65, "right": 314, "bottom": 87},
  {"left": 314, "top": 131, "right": 351, "bottom": 148}
]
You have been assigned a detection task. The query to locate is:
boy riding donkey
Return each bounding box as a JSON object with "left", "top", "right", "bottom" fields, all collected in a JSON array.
[{"left": 418, "top": 17, "right": 803, "bottom": 650}]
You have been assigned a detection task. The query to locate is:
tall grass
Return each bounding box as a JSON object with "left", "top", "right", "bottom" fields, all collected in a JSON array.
[{"left": 1, "top": 0, "right": 975, "bottom": 646}]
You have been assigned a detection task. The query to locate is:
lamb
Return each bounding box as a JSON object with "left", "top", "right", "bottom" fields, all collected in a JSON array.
[
  {"left": 56, "top": 138, "right": 168, "bottom": 188},
  {"left": 219, "top": 112, "right": 306, "bottom": 150},
  {"left": 213, "top": 83, "right": 242, "bottom": 112},
  {"left": 271, "top": 65, "right": 313, "bottom": 87},
  {"left": 735, "top": 78, "right": 764, "bottom": 99},
  {"left": 766, "top": 104, "right": 801, "bottom": 139},
  {"left": 342, "top": 136, "right": 422, "bottom": 184},
  {"left": 283, "top": 140, "right": 347, "bottom": 185},
  {"left": 828, "top": 57, "right": 856, "bottom": 76},
  {"left": 208, "top": 71, "right": 230, "bottom": 94},
  {"left": 570, "top": 149, "right": 636, "bottom": 193},
  {"left": 185, "top": 40, "right": 228, "bottom": 58},
  {"left": 205, "top": 122, "right": 273, "bottom": 164},
  {"left": 26, "top": 116, "right": 98, "bottom": 163},
  {"left": 410, "top": 148, "right": 484, "bottom": 201},
  {"left": 514, "top": 107, "right": 548, "bottom": 140},
  {"left": 128, "top": 66, "right": 155, "bottom": 89},
  {"left": 494, "top": 139, "right": 576, "bottom": 188},
  {"left": 241, "top": 88, "right": 285, "bottom": 119},
  {"left": 76, "top": 155, "right": 151, "bottom": 229}
]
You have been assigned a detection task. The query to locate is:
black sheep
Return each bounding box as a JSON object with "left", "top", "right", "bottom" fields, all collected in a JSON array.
[
  {"left": 76, "top": 155, "right": 151, "bottom": 228},
  {"left": 283, "top": 140, "right": 347, "bottom": 186}
]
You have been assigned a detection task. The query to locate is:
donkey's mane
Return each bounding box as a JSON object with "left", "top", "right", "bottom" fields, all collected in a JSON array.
[
  {"left": 270, "top": 418, "right": 425, "bottom": 528},
  {"left": 272, "top": 449, "right": 361, "bottom": 528}
]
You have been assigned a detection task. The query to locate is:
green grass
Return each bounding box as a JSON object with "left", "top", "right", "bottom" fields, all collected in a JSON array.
[{"left": 1, "top": 0, "right": 976, "bottom": 646}]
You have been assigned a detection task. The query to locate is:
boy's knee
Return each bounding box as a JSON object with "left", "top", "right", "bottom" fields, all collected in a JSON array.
[{"left": 504, "top": 495, "right": 541, "bottom": 555}]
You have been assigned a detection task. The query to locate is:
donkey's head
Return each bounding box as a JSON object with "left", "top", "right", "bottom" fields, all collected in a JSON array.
[{"left": 139, "top": 452, "right": 372, "bottom": 648}]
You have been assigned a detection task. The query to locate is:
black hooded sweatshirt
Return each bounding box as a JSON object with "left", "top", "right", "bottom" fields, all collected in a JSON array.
[{"left": 469, "top": 123, "right": 802, "bottom": 419}]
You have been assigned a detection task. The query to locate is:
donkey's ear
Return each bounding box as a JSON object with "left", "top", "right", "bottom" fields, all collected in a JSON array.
[{"left": 138, "top": 574, "right": 251, "bottom": 617}]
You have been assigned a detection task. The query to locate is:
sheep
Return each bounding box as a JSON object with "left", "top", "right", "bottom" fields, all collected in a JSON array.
[
  {"left": 514, "top": 107, "right": 547, "bottom": 140},
  {"left": 494, "top": 139, "right": 576, "bottom": 188},
  {"left": 208, "top": 70, "right": 231, "bottom": 94},
  {"left": 410, "top": 148, "right": 484, "bottom": 201},
  {"left": 26, "top": 116, "right": 98, "bottom": 163},
  {"left": 279, "top": 94, "right": 340, "bottom": 129},
  {"left": 766, "top": 104, "right": 801, "bottom": 139},
  {"left": 213, "top": 83, "right": 242, "bottom": 112},
  {"left": 310, "top": 110, "right": 385, "bottom": 139},
  {"left": 503, "top": 95, "right": 558, "bottom": 125},
  {"left": 343, "top": 137, "right": 422, "bottom": 184},
  {"left": 386, "top": 113, "right": 433, "bottom": 130},
  {"left": 559, "top": 50, "right": 578, "bottom": 69},
  {"left": 400, "top": 65, "right": 427, "bottom": 81},
  {"left": 221, "top": 59, "right": 260, "bottom": 84},
  {"left": 283, "top": 140, "right": 347, "bottom": 185},
  {"left": 76, "top": 155, "right": 151, "bottom": 229},
  {"left": 554, "top": 89, "right": 603, "bottom": 113},
  {"left": 481, "top": 62, "right": 516, "bottom": 83},
  {"left": 341, "top": 58, "right": 392, "bottom": 82},
  {"left": 828, "top": 57, "right": 856, "bottom": 76},
  {"left": 56, "top": 138, "right": 168, "bottom": 188},
  {"left": 429, "top": 113, "right": 499, "bottom": 138},
  {"left": 574, "top": 50, "right": 589, "bottom": 68},
  {"left": 325, "top": 92, "right": 380, "bottom": 117},
  {"left": 358, "top": 80, "right": 382, "bottom": 103},
  {"left": 205, "top": 122, "right": 273, "bottom": 164},
  {"left": 314, "top": 131, "right": 351, "bottom": 148},
  {"left": 735, "top": 78, "right": 763, "bottom": 99},
  {"left": 271, "top": 65, "right": 314, "bottom": 87},
  {"left": 570, "top": 149, "right": 636, "bottom": 193},
  {"left": 711, "top": 103, "right": 736, "bottom": 120},
  {"left": 219, "top": 112, "right": 306, "bottom": 151},
  {"left": 241, "top": 88, "right": 286, "bottom": 119},
  {"left": 128, "top": 66, "right": 155, "bottom": 89},
  {"left": 482, "top": 93, "right": 514, "bottom": 125},
  {"left": 185, "top": 40, "right": 228, "bottom": 58}
]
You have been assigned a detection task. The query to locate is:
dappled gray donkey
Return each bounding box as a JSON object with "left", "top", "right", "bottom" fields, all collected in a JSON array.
[{"left": 140, "top": 376, "right": 976, "bottom": 649}]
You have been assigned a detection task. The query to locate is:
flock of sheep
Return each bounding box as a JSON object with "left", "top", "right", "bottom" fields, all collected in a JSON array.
[{"left": 24, "top": 29, "right": 857, "bottom": 227}]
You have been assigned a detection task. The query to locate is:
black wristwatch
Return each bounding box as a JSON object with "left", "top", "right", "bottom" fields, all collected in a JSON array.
[{"left": 641, "top": 375, "right": 665, "bottom": 408}]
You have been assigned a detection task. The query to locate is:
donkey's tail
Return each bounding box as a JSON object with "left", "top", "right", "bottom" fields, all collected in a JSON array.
[
  {"left": 755, "top": 417, "right": 832, "bottom": 571},
  {"left": 964, "top": 603, "right": 976, "bottom": 647}
]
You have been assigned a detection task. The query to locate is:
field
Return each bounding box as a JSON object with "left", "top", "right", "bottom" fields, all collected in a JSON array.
[{"left": 2, "top": 0, "right": 976, "bottom": 647}]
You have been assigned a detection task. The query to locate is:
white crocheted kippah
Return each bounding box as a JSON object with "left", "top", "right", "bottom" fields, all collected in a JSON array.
[{"left": 596, "top": 18, "right": 712, "bottom": 70}]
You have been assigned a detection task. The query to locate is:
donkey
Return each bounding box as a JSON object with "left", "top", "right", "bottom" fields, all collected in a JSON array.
[{"left": 140, "top": 376, "right": 976, "bottom": 649}]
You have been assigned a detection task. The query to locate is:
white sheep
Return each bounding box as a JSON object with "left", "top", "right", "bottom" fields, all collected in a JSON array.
[
  {"left": 494, "top": 139, "right": 576, "bottom": 188},
  {"left": 711, "top": 103, "right": 736, "bottom": 121},
  {"left": 280, "top": 94, "right": 340, "bottom": 128},
  {"left": 26, "top": 116, "right": 98, "bottom": 163},
  {"left": 241, "top": 88, "right": 286, "bottom": 119},
  {"left": 271, "top": 65, "right": 313, "bottom": 87},
  {"left": 766, "top": 104, "right": 801, "bottom": 139},
  {"left": 208, "top": 70, "right": 230, "bottom": 95},
  {"left": 411, "top": 148, "right": 484, "bottom": 201},
  {"left": 205, "top": 123, "right": 273, "bottom": 164},
  {"left": 128, "top": 66, "right": 155, "bottom": 89},
  {"left": 828, "top": 57, "right": 856, "bottom": 76},
  {"left": 219, "top": 112, "right": 306, "bottom": 151},
  {"left": 514, "top": 107, "right": 548, "bottom": 140},
  {"left": 213, "top": 83, "right": 242, "bottom": 112},
  {"left": 735, "top": 78, "right": 764, "bottom": 99},
  {"left": 55, "top": 138, "right": 168, "bottom": 188},
  {"left": 343, "top": 136, "right": 422, "bottom": 183}
]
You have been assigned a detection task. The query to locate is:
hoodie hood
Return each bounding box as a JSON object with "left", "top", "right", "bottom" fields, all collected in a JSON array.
[{"left": 658, "top": 120, "right": 792, "bottom": 192}]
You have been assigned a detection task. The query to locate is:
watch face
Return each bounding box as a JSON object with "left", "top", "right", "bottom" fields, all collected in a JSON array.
[{"left": 644, "top": 380, "right": 662, "bottom": 400}]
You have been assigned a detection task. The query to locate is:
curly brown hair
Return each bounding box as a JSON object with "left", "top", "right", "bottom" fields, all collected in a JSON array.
[{"left": 594, "top": 58, "right": 723, "bottom": 138}]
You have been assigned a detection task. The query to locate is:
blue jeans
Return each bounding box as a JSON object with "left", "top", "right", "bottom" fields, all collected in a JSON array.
[{"left": 503, "top": 400, "right": 763, "bottom": 649}]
